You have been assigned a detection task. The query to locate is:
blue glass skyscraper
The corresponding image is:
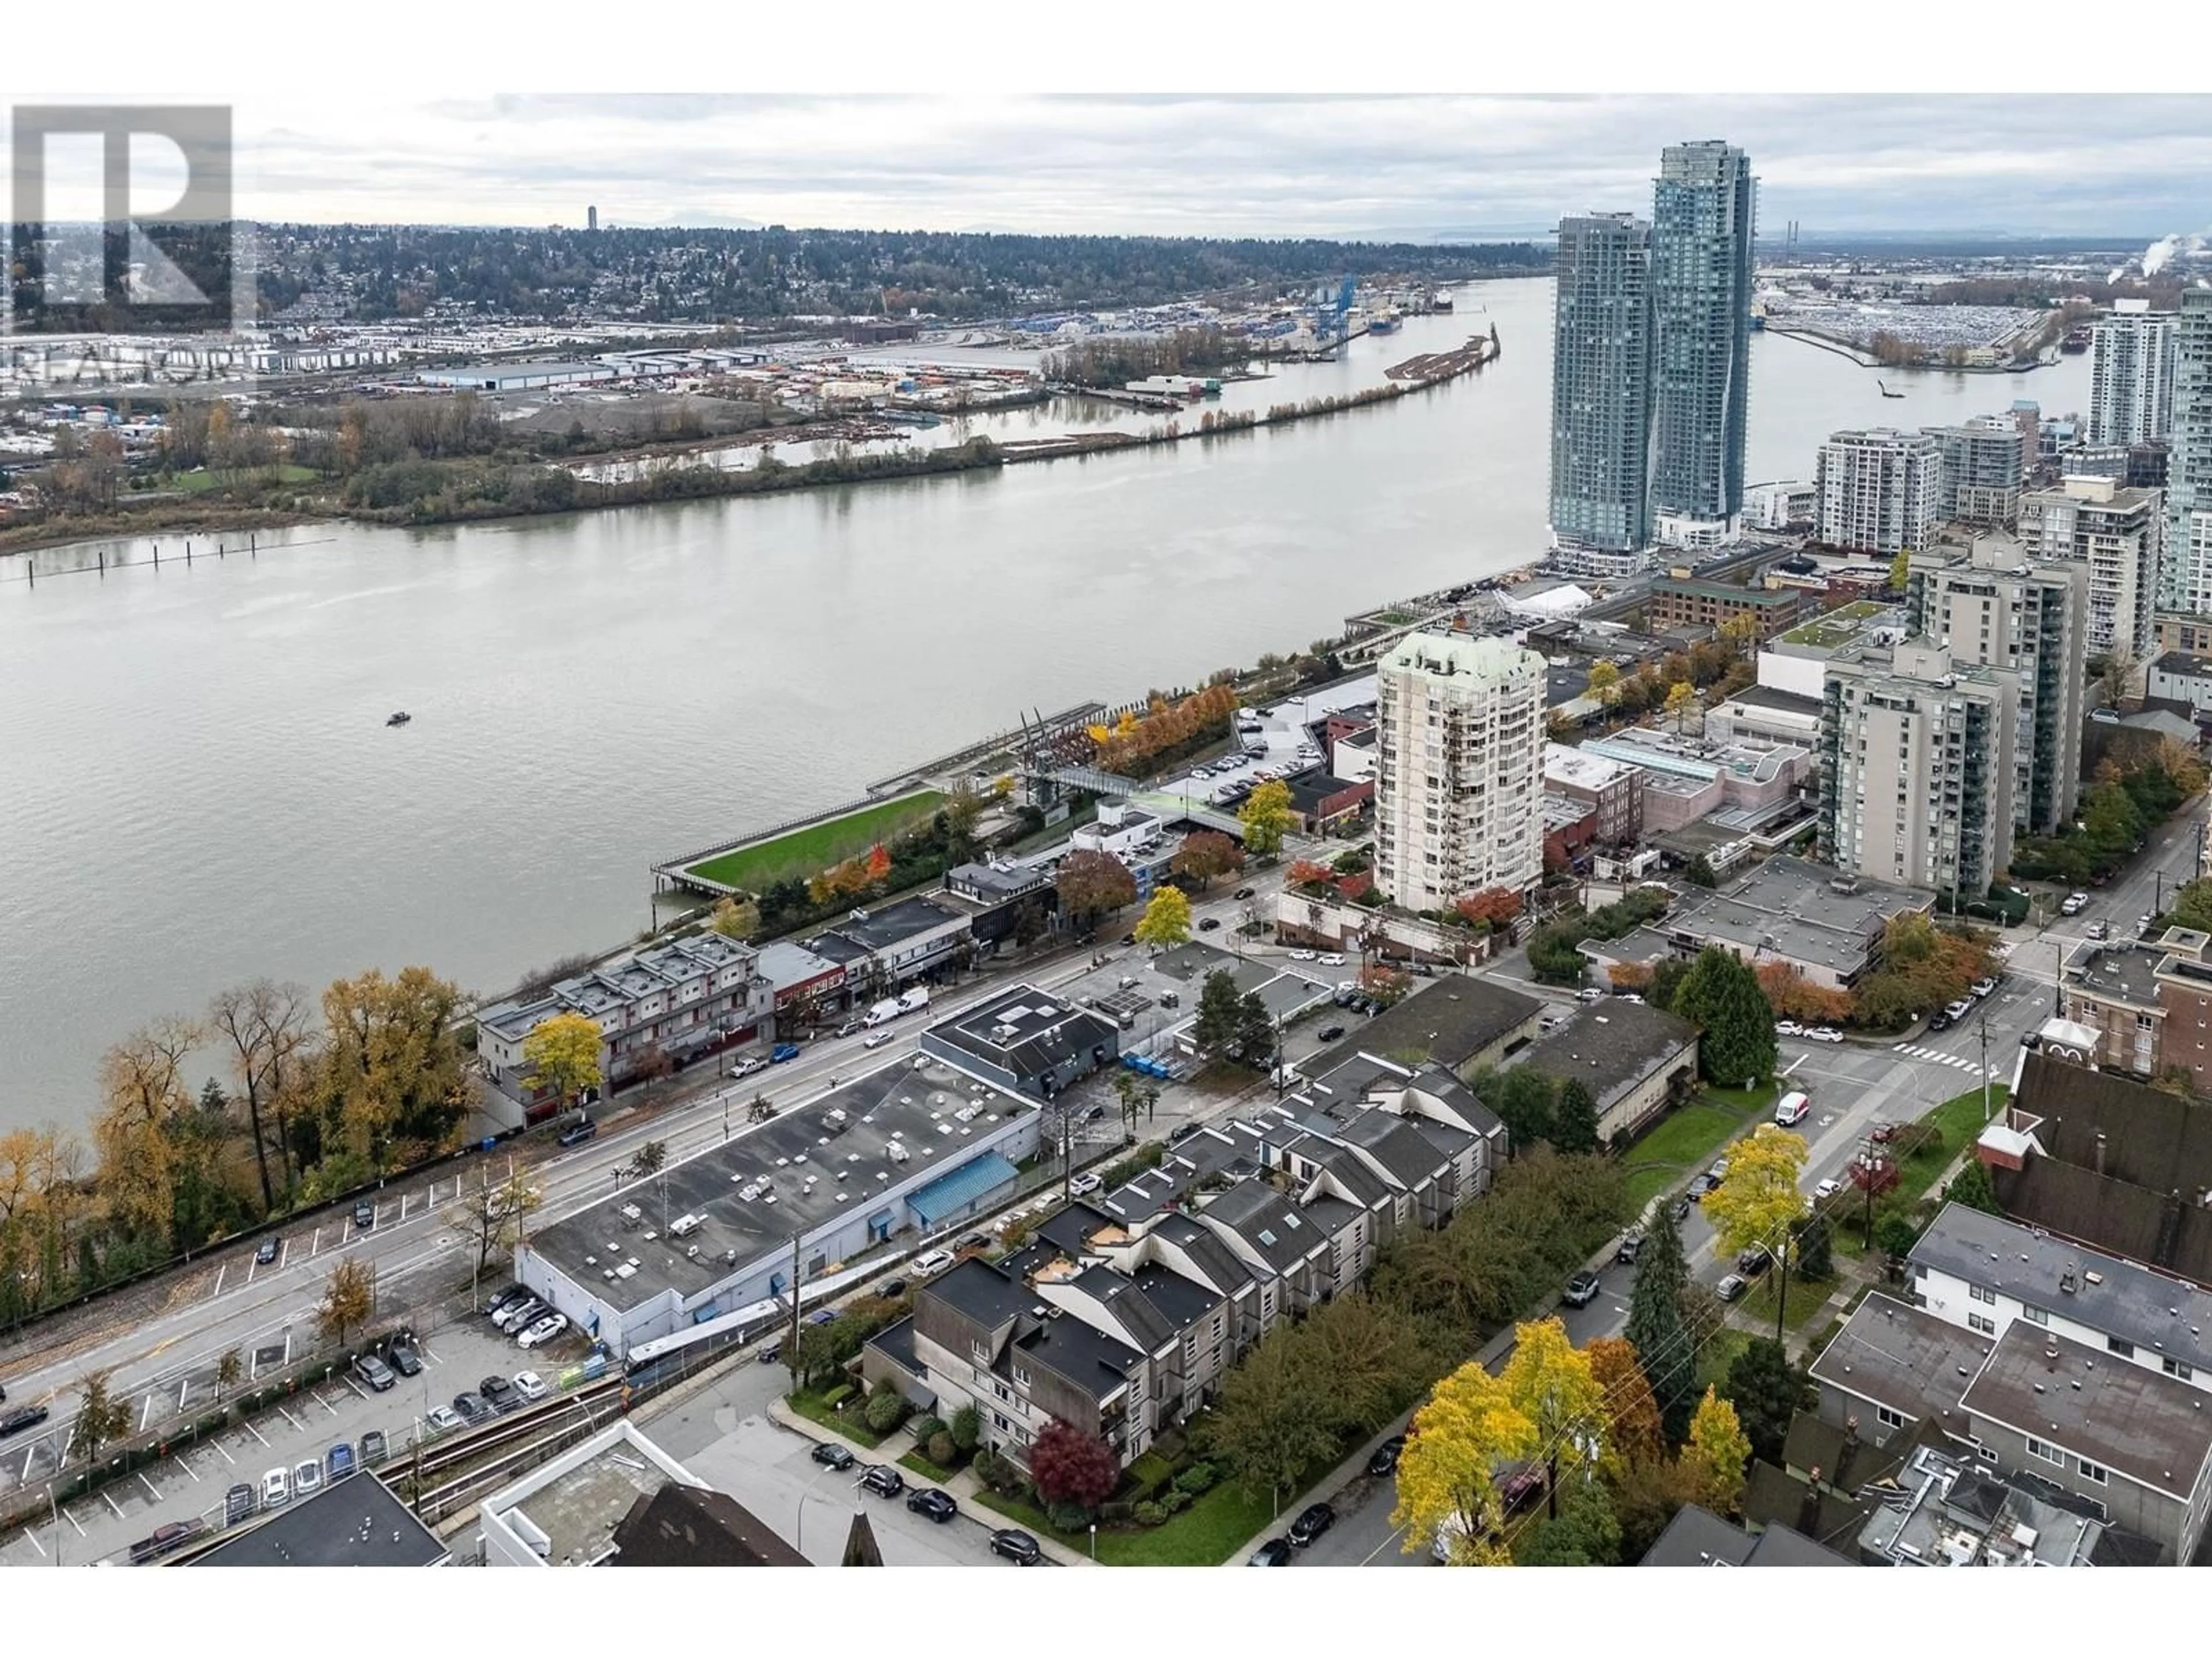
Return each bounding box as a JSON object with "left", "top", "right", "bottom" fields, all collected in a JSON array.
[{"left": 1650, "top": 141, "right": 1756, "bottom": 546}]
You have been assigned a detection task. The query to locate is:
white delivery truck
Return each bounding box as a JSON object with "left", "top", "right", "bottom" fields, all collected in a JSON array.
[
  {"left": 862, "top": 998, "right": 903, "bottom": 1027},
  {"left": 897, "top": 986, "right": 931, "bottom": 1015}
]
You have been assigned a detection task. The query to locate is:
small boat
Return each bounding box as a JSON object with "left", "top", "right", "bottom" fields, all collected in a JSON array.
[
  {"left": 387, "top": 711, "right": 411, "bottom": 726},
  {"left": 1877, "top": 380, "right": 1905, "bottom": 399}
]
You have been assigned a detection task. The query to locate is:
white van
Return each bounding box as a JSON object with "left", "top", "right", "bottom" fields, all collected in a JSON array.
[{"left": 1773, "top": 1090, "right": 1811, "bottom": 1128}]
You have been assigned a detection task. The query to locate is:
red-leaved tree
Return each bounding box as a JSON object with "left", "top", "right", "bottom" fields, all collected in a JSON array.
[
  {"left": 1455, "top": 887, "right": 1523, "bottom": 927},
  {"left": 1286, "top": 859, "right": 1335, "bottom": 889},
  {"left": 1028, "top": 1418, "right": 1120, "bottom": 1510}
]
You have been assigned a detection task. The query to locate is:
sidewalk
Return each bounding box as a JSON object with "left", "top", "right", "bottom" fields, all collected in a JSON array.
[{"left": 764, "top": 1397, "right": 1096, "bottom": 1566}]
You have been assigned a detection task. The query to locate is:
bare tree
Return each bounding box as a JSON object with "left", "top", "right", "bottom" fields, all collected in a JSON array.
[
  {"left": 209, "top": 979, "right": 317, "bottom": 1214},
  {"left": 316, "top": 1256, "right": 376, "bottom": 1348},
  {"left": 451, "top": 1171, "right": 543, "bottom": 1278}
]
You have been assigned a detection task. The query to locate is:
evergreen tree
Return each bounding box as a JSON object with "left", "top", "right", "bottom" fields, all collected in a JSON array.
[
  {"left": 1192, "top": 969, "right": 1244, "bottom": 1061},
  {"left": 1673, "top": 947, "right": 1779, "bottom": 1086},
  {"left": 1551, "top": 1078, "right": 1601, "bottom": 1155},
  {"left": 1494, "top": 1069, "right": 1556, "bottom": 1155},
  {"left": 1721, "top": 1337, "right": 1816, "bottom": 1466},
  {"left": 1943, "top": 1157, "right": 2002, "bottom": 1215},
  {"left": 1624, "top": 1203, "right": 1697, "bottom": 1444},
  {"left": 1791, "top": 1212, "right": 1834, "bottom": 1282}
]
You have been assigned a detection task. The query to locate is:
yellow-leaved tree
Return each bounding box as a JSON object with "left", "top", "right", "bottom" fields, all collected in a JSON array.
[
  {"left": 1238, "top": 779, "right": 1294, "bottom": 860},
  {"left": 1664, "top": 680, "right": 1698, "bottom": 733},
  {"left": 1586, "top": 660, "right": 1619, "bottom": 709},
  {"left": 1501, "top": 1316, "right": 1609, "bottom": 1522},
  {"left": 1132, "top": 886, "right": 1194, "bottom": 950},
  {"left": 708, "top": 895, "right": 761, "bottom": 940},
  {"left": 1392, "top": 1359, "right": 1535, "bottom": 1565},
  {"left": 523, "top": 1012, "right": 604, "bottom": 1117},
  {"left": 1703, "top": 1123, "right": 1810, "bottom": 1325},
  {"left": 1682, "top": 1386, "right": 1752, "bottom": 1517}
]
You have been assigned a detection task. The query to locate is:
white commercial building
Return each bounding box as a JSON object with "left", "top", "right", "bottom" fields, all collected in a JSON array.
[
  {"left": 1372, "top": 631, "right": 1546, "bottom": 913},
  {"left": 2017, "top": 475, "right": 2164, "bottom": 661},
  {"left": 1815, "top": 427, "right": 1941, "bottom": 556},
  {"left": 2089, "top": 300, "right": 2177, "bottom": 446}
]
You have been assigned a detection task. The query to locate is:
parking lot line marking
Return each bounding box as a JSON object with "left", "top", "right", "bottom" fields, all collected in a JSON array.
[
  {"left": 276, "top": 1405, "right": 305, "bottom": 1432},
  {"left": 316, "top": 1391, "right": 340, "bottom": 1417},
  {"left": 139, "top": 1395, "right": 156, "bottom": 1433},
  {"left": 100, "top": 1491, "right": 124, "bottom": 1521},
  {"left": 421, "top": 1344, "right": 441, "bottom": 1365},
  {"left": 20, "top": 1527, "right": 45, "bottom": 1558},
  {"left": 244, "top": 1419, "right": 269, "bottom": 1448},
  {"left": 341, "top": 1376, "right": 368, "bottom": 1401},
  {"left": 138, "top": 1472, "right": 160, "bottom": 1502},
  {"left": 214, "top": 1438, "right": 237, "bottom": 1464},
  {"left": 63, "top": 1508, "right": 85, "bottom": 1536},
  {"left": 179, "top": 1379, "right": 190, "bottom": 1411},
  {"left": 310, "top": 1228, "right": 322, "bottom": 1257},
  {"left": 178, "top": 1452, "right": 203, "bottom": 1483},
  {"left": 400, "top": 1194, "right": 409, "bottom": 1221}
]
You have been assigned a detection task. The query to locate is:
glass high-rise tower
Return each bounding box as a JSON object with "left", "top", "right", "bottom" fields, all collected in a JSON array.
[
  {"left": 1649, "top": 141, "right": 1756, "bottom": 547},
  {"left": 1548, "top": 213, "right": 1653, "bottom": 554},
  {"left": 2169, "top": 290, "right": 2212, "bottom": 615}
]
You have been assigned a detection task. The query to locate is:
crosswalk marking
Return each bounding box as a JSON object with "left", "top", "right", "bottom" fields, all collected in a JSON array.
[{"left": 1891, "top": 1042, "right": 1988, "bottom": 1077}]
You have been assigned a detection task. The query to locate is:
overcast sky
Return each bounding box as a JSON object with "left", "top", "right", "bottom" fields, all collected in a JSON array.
[{"left": 134, "top": 93, "right": 2212, "bottom": 240}]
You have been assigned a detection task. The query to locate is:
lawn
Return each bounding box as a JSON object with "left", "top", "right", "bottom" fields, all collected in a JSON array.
[
  {"left": 899, "top": 1449, "right": 958, "bottom": 1484},
  {"left": 683, "top": 788, "right": 945, "bottom": 891},
  {"left": 1696, "top": 1327, "right": 1754, "bottom": 1392},
  {"left": 1617, "top": 1085, "right": 1774, "bottom": 1216},
  {"left": 1738, "top": 1270, "right": 1844, "bottom": 1335},
  {"left": 785, "top": 1388, "right": 885, "bottom": 1448},
  {"left": 972, "top": 1478, "right": 1282, "bottom": 1566},
  {"left": 1899, "top": 1084, "right": 2007, "bottom": 1202}
]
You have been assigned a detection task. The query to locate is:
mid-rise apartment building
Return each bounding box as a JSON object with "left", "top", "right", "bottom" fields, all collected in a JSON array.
[
  {"left": 1925, "top": 416, "right": 2025, "bottom": 527},
  {"left": 1906, "top": 539, "right": 2088, "bottom": 835},
  {"left": 2016, "top": 475, "right": 2163, "bottom": 660},
  {"left": 2165, "top": 290, "right": 2212, "bottom": 613},
  {"left": 2089, "top": 299, "right": 2177, "bottom": 446},
  {"left": 1819, "top": 642, "right": 2018, "bottom": 899},
  {"left": 1815, "top": 428, "right": 1941, "bottom": 556},
  {"left": 1373, "top": 632, "right": 1547, "bottom": 912},
  {"left": 1549, "top": 213, "right": 1654, "bottom": 556}
]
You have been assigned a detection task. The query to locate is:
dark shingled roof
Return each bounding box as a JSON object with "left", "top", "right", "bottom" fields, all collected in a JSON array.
[
  {"left": 190, "top": 1472, "right": 448, "bottom": 1567},
  {"left": 1960, "top": 1324, "right": 2212, "bottom": 1501},
  {"left": 1995, "top": 1052, "right": 2212, "bottom": 1283},
  {"left": 1304, "top": 977, "right": 1543, "bottom": 1076},
  {"left": 608, "top": 1483, "right": 808, "bottom": 1567},
  {"left": 1639, "top": 1503, "right": 1851, "bottom": 1566},
  {"left": 1808, "top": 1293, "right": 1995, "bottom": 1435}
]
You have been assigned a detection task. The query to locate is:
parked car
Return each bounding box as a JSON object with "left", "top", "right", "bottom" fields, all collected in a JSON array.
[
  {"left": 1687, "top": 1173, "right": 1721, "bottom": 1202},
  {"left": 493, "top": 1297, "right": 545, "bottom": 1332},
  {"left": 1287, "top": 1501, "right": 1336, "bottom": 1547},
  {"left": 326, "top": 1441, "right": 357, "bottom": 1482},
  {"left": 353, "top": 1199, "right": 376, "bottom": 1230},
  {"left": 1736, "top": 1245, "right": 1772, "bottom": 1277},
  {"left": 1366, "top": 1435, "right": 1407, "bottom": 1477},
  {"left": 757, "top": 1339, "right": 783, "bottom": 1365},
  {"left": 1615, "top": 1234, "right": 1644, "bottom": 1266},
  {"left": 517, "top": 1313, "right": 569, "bottom": 1350},
  {"left": 0, "top": 1404, "right": 50, "bottom": 1440},
  {"left": 1775, "top": 1020, "right": 1804, "bottom": 1037},
  {"left": 352, "top": 1353, "right": 396, "bottom": 1392},
  {"left": 259, "top": 1467, "right": 291, "bottom": 1509},
  {"left": 293, "top": 1459, "right": 323, "bottom": 1498},
  {"left": 451, "top": 1392, "right": 491, "bottom": 1425},
  {"left": 858, "top": 1465, "right": 904, "bottom": 1498},
  {"left": 1070, "top": 1172, "right": 1103, "bottom": 1197},
  {"left": 810, "top": 1442, "right": 855, "bottom": 1471},
  {"left": 1249, "top": 1536, "right": 1294, "bottom": 1565},
  {"left": 512, "top": 1370, "right": 548, "bottom": 1403},
  {"left": 906, "top": 1487, "right": 959, "bottom": 1522},
  {"left": 1970, "top": 978, "right": 1998, "bottom": 999},
  {"left": 1928, "top": 1010, "right": 1955, "bottom": 1033},
  {"left": 425, "top": 1405, "right": 464, "bottom": 1434},
  {"left": 1614, "top": 992, "right": 1645, "bottom": 1005},
  {"left": 1716, "top": 1273, "right": 1749, "bottom": 1302},
  {"left": 1671, "top": 1195, "right": 1694, "bottom": 1224},
  {"left": 1287, "top": 949, "right": 1317, "bottom": 962},
  {"left": 386, "top": 1338, "right": 422, "bottom": 1378},
  {"left": 1318, "top": 953, "right": 1345, "bottom": 967},
  {"left": 1944, "top": 998, "right": 1975, "bottom": 1021},
  {"left": 485, "top": 1286, "right": 531, "bottom": 1318},
  {"left": 1317, "top": 1024, "right": 1346, "bottom": 1043},
  {"left": 2061, "top": 892, "right": 2088, "bottom": 915},
  {"left": 863, "top": 1031, "right": 893, "bottom": 1050},
  {"left": 255, "top": 1235, "right": 282, "bottom": 1266},
  {"left": 1813, "top": 1177, "right": 1842, "bottom": 1200},
  {"left": 1198, "top": 916, "right": 1222, "bottom": 932},
  {"left": 2086, "top": 919, "right": 2111, "bottom": 940},
  {"left": 1709, "top": 1157, "right": 1730, "bottom": 1182},
  {"left": 990, "top": 1528, "right": 1042, "bottom": 1565},
  {"left": 733, "top": 1052, "right": 772, "bottom": 1078},
  {"left": 557, "top": 1116, "right": 599, "bottom": 1147},
  {"left": 911, "top": 1249, "right": 955, "bottom": 1278},
  {"left": 1233, "top": 887, "right": 1255, "bottom": 900},
  {"left": 771, "top": 1043, "right": 802, "bottom": 1063},
  {"left": 130, "top": 1518, "right": 209, "bottom": 1565},
  {"left": 224, "top": 1484, "right": 256, "bottom": 1526},
  {"left": 1806, "top": 1027, "right": 1844, "bottom": 1044},
  {"left": 1563, "top": 1270, "right": 1601, "bottom": 1308},
  {"left": 358, "top": 1430, "right": 388, "bottom": 1468},
  {"left": 1576, "top": 987, "right": 1603, "bottom": 1003}
]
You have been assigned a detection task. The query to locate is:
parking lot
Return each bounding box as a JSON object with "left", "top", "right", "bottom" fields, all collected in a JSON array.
[{"left": 0, "top": 1308, "right": 595, "bottom": 1566}]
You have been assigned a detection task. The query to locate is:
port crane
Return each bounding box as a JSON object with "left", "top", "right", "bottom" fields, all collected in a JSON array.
[{"left": 1313, "top": 275, "right": 1356, "bottom": 355}]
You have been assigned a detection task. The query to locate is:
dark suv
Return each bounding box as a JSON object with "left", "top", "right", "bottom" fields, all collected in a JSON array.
[
  {"left": 906, "top": 1487, "right": 958, "bottom": 1522},
  {"left": 479, "top": 1374, "right": 521, "bottom": 1412},
  {"left": 557, "top": 1117, "right": 598, "bottom": 1147},
  {"left": 1287, "top": 1502, "right": 1335, "bottom": 1547},
  {"left": 858, "top": 1465, "right": 904, "bottom": 1498},
  {"left": 990, "top": 1528, "right": 1041, "bottom": 1565},
  {"left": 0, "top": 1404, "right": 50, "bottom": 1440}
]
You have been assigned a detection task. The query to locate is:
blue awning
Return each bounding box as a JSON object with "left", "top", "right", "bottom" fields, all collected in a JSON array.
[{"left": 907, "top": 1152, "right": 1021, "bottom": 1228}]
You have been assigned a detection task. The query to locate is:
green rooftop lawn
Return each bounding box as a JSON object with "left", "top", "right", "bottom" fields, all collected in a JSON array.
[{"left": 683, "top": 788, "right": 945, "bottom": 891}]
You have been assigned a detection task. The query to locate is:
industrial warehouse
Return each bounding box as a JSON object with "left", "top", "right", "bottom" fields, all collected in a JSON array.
[{"left": 513, "top": 1054, "right": 1042, "bottom": 1354}]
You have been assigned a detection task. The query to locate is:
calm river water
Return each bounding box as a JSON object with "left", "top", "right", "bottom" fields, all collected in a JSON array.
[{"left": 0, "top": 279, "right": 2092, "bottom": 1128}]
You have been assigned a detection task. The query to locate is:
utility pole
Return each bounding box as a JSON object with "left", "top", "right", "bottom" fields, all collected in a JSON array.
[
  {"left": 1980, "top": 1005, "right": 1994, "bottom": 1122},
  {"left": 785, "top": 1230, "right": 802, "bottom": 1391},
  {"left": 1060, "top": 1107, "right": 1073, "bottom": 1206}
]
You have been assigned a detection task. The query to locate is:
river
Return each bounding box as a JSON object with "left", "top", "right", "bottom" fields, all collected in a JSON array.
[{"left": 0, "top": 278, "right": 2093, "bottom": 1130}]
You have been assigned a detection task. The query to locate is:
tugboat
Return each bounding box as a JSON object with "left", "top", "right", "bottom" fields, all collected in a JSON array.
[
  {"left": 1877, "top": 380, "right": 1905, "bottom": 400},
  {"left": 387, "top": 711, "right": 411, "bottom": 727}
]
